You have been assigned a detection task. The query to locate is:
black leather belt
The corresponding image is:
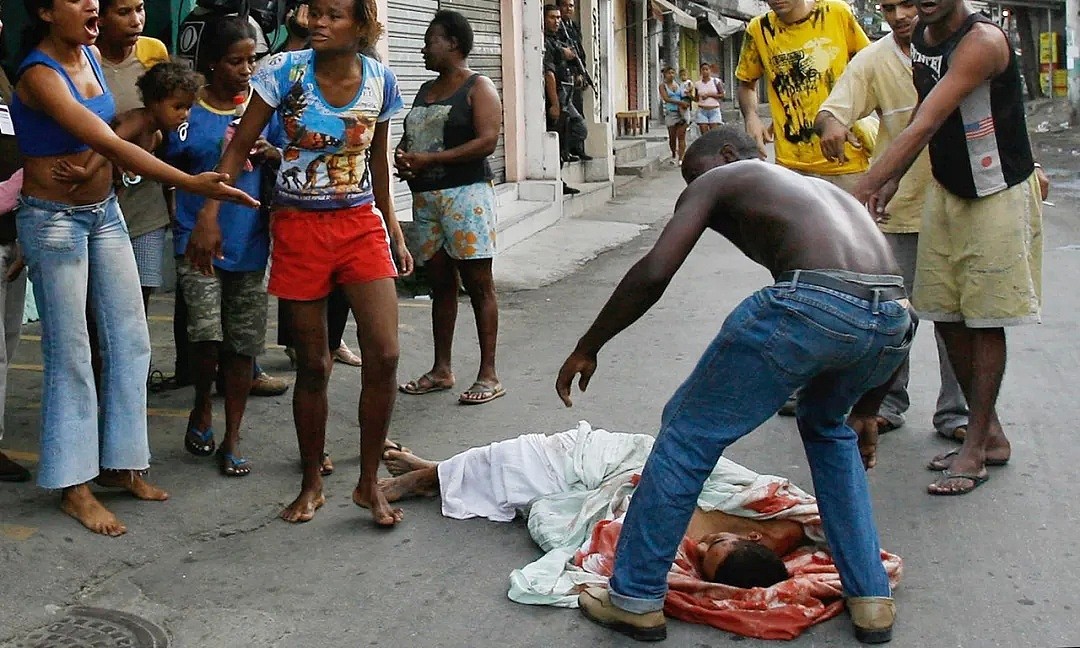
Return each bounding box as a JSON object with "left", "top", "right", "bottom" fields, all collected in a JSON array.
[{"left": 776, "top": 270, "right": 907, "bottom": 303}]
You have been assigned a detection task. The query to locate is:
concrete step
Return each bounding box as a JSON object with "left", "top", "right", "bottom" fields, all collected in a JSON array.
[
  {"left": 493, "top": 181, "right": 561, "bottom": 253},
  {"left": 613, "top": 139, "right": 647, "bottom": 166},
  {"left": 561, "top": 157, "right": 607, "bottom": 185},
  {"left": 563, "top": 181, "right": 613, "bottom": 219},
  {"left": 615, "top": 157, "right": 661, "bottom": 177},
  {"left": 496, "top": 198, "right": 557, "bottom": 253},
  {"left": 614, "top": 139, "right": 671, "bottom": 178},
  {"left": 493, "top": 217, "right": 646, "bottom": 291}
]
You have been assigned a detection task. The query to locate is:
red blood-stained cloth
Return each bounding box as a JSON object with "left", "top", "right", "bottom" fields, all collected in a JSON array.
[{"left": 572, "top": 479, "right": 902, "bottom": 641}]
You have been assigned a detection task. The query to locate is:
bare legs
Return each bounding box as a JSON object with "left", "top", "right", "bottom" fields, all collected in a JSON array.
[
  {"left": 666, "top": 124, "right": 688, "bottom": 162},
  {"left": 928, "top": 323, "right": 1011, "bottom": 494},
  {"left": 279, "top": 297, "right": 332, "bottom": 523},
  {"left": 405, "top": 250, "right": 500, "bottom": 401},
  {"left": 188, "top": 340, "right": 254, "bottom": 475},
  {"left": 342, "top": 279, "right": 404, "bottom": 526}
]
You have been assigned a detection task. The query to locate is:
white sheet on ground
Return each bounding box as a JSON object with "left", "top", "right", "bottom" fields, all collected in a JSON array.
[{"left": 433, "top": 420, "right": 826, "bottom": 608}]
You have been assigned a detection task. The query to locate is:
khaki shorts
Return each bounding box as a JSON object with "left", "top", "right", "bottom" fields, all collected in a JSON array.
[
  {"left": 177, "top": 257, "right": 268, "bottom": 356},
  {"left": 913, "top": 175, "right": 1042, "bottom": 327}
]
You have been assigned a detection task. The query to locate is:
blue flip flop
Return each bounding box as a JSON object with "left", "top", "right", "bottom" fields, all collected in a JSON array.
[
  {"left": 184, "top": 425, "right": 215, "bottom": 457},
  {"left": 217, "top": 450, "right": 250, "bottom": 477}
]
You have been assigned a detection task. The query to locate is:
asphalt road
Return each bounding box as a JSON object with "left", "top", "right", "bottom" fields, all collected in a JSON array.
[{"left": 2, "top": 135, "right": 1080, "bottom": 647}]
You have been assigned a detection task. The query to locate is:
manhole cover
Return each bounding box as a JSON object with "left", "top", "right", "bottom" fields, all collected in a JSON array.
[{"left": 5, "top": 607, "right": 168, "bottom": 648}]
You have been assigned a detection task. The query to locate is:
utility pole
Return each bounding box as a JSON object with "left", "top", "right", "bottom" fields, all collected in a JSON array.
[{"left": 1068, "top": 0, "right": 1080, "bottom": 122}]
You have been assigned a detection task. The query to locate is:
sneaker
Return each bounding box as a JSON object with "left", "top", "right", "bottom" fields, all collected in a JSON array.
[
  {"left": 847, "top": 596, "right": 895, "bottom": 644},
  {"left": 250, "top": 371, "right": 290, "bottom": 397},
  {"left": 578, "top": 587, "right": 666, "bottom": 642},
  {"left": 332, "top": 342, "right": 362, "bottom": 366}
]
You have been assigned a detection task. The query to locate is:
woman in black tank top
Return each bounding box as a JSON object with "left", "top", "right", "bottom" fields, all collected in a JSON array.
[{"left": 395, "top": 10, "right": 507, "bottom": 406}]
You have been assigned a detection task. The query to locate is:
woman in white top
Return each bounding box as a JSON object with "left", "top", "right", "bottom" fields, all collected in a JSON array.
[{"left": 694, "top": 63, "right": 725, "bottom": 133}]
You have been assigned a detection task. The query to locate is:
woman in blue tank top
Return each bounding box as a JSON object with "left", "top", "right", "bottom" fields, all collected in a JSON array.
[
  {"left": 11, "top": 0, "right": 257, "bottom": 537},
  {"left": 395, "top": 11, "right": 505, "bottom": 407}
]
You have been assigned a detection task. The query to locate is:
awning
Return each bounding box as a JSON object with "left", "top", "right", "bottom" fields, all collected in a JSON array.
[
  {"left": 704, "top": 12, "right": 746, "bottom": 38},
  {"left": 651, "top": 0, "right": 699, "bottom": 29}
]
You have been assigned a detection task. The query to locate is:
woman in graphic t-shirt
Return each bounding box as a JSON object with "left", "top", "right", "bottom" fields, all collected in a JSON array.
[
  {"left": 189, "top": 0, "right": 412, "bottom": 528},
  {"left": 695, "top": 62, "right": 726, "bottom": 133}
]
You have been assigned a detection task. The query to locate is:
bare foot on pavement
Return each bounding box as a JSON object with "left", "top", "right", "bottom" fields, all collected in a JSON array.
[
  {"left": 353, "top": 479, "right": 404, "bottom": 527},
  {"left": 95, "top": 470, "right": 170, "bottom": 501},
  {"left": 60, "top": 484, "right": 127, "bottom": 536},
  {"left": 280, "top": 488, "right": 326, "bottom": 523}
]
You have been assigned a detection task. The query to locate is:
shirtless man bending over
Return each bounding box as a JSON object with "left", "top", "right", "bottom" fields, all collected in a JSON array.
[
  {"left": 381, "top": 441, "right": 802, "bottom": 589},
  {"left": 554, "top": 125, "right": 913, "bottom": 643}
]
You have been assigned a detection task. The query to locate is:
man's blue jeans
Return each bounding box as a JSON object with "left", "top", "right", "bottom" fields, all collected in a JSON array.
[
  {"left": 17, "top": 194, "right": 151, "bottom": 489},
  {"left": 608, "top": 277, "right": 913, "bottom": 613}
]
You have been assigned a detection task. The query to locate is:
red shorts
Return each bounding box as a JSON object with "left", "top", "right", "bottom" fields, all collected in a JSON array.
[{"left": 268, "top": 203, "right": 398, "bottom": 301}]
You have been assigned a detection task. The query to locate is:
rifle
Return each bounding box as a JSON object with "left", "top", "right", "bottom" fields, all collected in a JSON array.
[{"left": 560, "top": 21, "right": 596, "bottom": 91}]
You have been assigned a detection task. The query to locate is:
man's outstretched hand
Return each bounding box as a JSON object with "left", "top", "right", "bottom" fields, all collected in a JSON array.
[
  {"left": 848, "top": 413, "right": 880, "bottom": 470},
  {"left": 556, "top": 350, "right": 597, "bottom": 407}
]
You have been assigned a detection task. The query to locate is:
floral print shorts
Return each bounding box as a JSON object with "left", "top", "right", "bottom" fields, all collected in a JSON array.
[{"left": 410, "top": 181, "right": 497, "bottom": 262}]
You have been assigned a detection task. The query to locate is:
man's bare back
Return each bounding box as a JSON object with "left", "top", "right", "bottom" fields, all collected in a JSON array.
[{"left": 691, "top": 160, "right": 900, "bottom": 278}]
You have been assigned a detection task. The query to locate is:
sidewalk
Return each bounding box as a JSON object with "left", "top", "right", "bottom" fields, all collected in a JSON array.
[{"left": 493, "top": 161, "right": 686, "bottom": 291}]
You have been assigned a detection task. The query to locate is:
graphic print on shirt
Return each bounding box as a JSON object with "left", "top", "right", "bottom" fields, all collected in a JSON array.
[
  {"left": 279, "top": 75, "right": 374, "bottom": 199},
  {"left": 766, "top": 37, "right": 841, "bottom": 144},
  {"left": 403, "top": 104, "right": 452, "bottom": 183},
  {"left": 910, "top": 48, "right": 942, "bottom": 80},
  {"left": 251, "top": 50, "right": 404, "bottom": 210}
]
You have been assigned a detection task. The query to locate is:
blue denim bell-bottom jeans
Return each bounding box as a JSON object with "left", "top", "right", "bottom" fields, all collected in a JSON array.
[
  {"left": 17, "top": 194, "right": 151, "bottom": 489},
  {"left": 608, "top": 278, "right": 913, "bottom": 613}
]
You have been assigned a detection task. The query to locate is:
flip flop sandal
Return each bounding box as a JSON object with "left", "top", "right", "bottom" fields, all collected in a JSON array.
[
  {"left": 148, "top": 370, "right": 190, "bottom": 394},
  {"left": 458, "top": 382, "right": 506, "bottom": 405},
  {"left": 927, "top": 469, "right": 988, "bottom": 496},
  {"left": 217, "top": 450, "right": 251, "bottom": 477},
  {"left": 184, "top": 425, "right": 216, "bottom": 457},
  {"left": 320, "top": 452, "right": 334, "bottom": 476},
  {"left": 399, "top": 373, "right": 453, "bottom": 395},
  {"left": 926, "top": 448, "right": 1010, "bottom": 471}
]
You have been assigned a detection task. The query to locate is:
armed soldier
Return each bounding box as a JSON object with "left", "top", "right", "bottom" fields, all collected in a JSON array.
[{"left": 543, "top": 3, "right": 589, "bottom": 185}]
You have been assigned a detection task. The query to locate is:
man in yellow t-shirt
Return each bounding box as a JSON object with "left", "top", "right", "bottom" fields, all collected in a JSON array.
[
  {"left": 735, "top": 0, "right": 871, "bottom": 192},
  {"left": 814, "top": 0, "right": 969, "bottom": 441}
]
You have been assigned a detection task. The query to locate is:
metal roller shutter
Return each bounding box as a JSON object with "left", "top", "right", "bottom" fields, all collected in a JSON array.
[
  {"left": 387, "top": 0, "right": 440, "bottom": 213},
  {"left": 438, "top": 0, "right": 506, "bottom": 184}
]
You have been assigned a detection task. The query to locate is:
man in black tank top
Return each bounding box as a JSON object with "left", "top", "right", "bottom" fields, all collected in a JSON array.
[{"left": 852, "top": 0, "right": 1044, "bottom": 497}]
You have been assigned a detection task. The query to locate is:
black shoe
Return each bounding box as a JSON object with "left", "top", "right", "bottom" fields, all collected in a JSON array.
[
  {"left": 575, "top": 152, "right": 594, "bottom": 161},
  {"left": 562, "top": 153, "right": 581, "bottom": 163},
  {"left": 563, "top": 183, "right": 581, "bottom": 196}
]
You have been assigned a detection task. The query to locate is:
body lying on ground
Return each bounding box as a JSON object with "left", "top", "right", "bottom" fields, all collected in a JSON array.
[{"left": 379, "top": 421, "right": 902, "bottom": 640}]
